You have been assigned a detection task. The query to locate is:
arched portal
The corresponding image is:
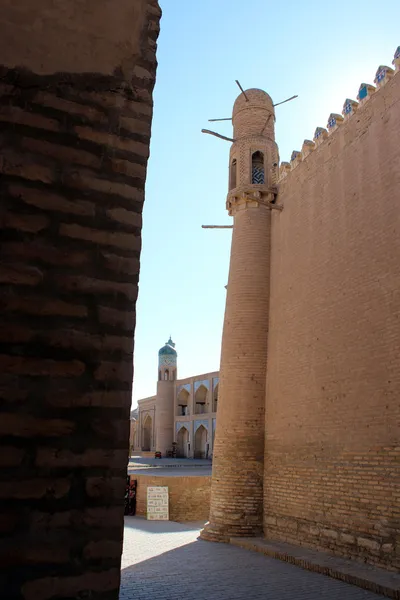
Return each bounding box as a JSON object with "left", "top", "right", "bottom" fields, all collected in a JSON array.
[
  {"left": 177, "top": 388, "right": 190, "bottom": 416},
  {"left": 252, "top": 151, "right": 265, "bottom": 184},
  {"left": 212, "top": 383, "right": 218, "bottom": 413},
  {"left": 194, "top": 425, "right": 207, "bottom": 459},
  {"left": 194, "top": 385, "right": 208, "bottom": 414},
  {"left": 142, "top": 415, "right": 152, "bottom": 451},
  {"left": 230, "top": 158, "right": 237, "bottom": 189},
  {"left": 164, "top": 369, "right": 169, "bottom": 381},
  {"left": 176, "top": 426, "right": 189, "bottom": 458}
]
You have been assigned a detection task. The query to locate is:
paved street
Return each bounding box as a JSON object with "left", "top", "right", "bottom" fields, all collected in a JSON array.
[{"left": 120, "top": 517, "right": 385, "bottom": 600}]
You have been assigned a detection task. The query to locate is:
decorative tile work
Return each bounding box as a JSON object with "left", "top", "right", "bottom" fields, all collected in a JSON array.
[
  {"left": 159, "top": 355, "right": 176, "bottom": 368},
  {"left": 357, "top": 83, "right": 375, "bottom": 102},
  {"left": 252, "top": 151, "right": 265, "bottom": 184},
  {"left": 194, "top": 419, "right": 209, "bottom": 433},
  {"left": 177, "top": 383, "right": 191, "bottom": 396},
  {"left": 343, "top": 99, "right": 358, "bottom": 115},
  {"left": 373, "top": 65, "right": 394, "bottom": 87},
  {"left": 290, "top": 150, "right": 300, "bottom": 162},
  {"left": 314, "top": 127, "right": 327, "bottom": 140},
  {"left": 212, "top": 377, "right": 219, "bottom": 391},
  {"left": 327, "top": 114, "right": 344, "bottom": 132},
  {"left": 176, "top": 422, "right": 190, "bottom": 434},
  {"left": 194, "top": 379, "right": 209, "bottom": 392},
  {"left": 327, "top": 115, "right": 336, "bottom": 128},
  {"left": 358, "top": 85, "right": 368, "bottom": 100},
  {"left": 252, "top": 166, "right": 265, "bottom": 184}
]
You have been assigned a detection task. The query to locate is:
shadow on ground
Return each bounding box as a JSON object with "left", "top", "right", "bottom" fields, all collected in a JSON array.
[{"left": 120, "top": 517, "right": 385, "bottom": 600}]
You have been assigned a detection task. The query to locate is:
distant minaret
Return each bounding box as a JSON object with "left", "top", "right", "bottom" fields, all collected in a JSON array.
[
  {"left": 155, "top": 337, "right": 177, "bottom": 456},
  {"left": 201, "top": 89, "right": 278, "bottom": 541}
]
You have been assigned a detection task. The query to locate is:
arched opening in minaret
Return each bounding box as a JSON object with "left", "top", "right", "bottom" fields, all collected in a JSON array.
[
  {"left": 164, "top": 369, "right": 169, "bottom": 381},
  {"left": 142, "top": 415, "right": 152, "bottom": 451},
  {"left": 177, "top": 387, "right": 189, "bottom": 416},
  {"left": 158, "top": 370, "right": 161, "bottom": 381},
  {"left": 176, "top": 426, "right": 189, "bottom": 458},
  {"left": 230, "top": 158, "right": 237, "bottom": 190},
  {"left": 194, "top": 384, "right": 208, "bottom": 414},
  {"left": 212, "top": 383, "right": 219, "bottom": 413},
  {"left": 251, "top": 151, "right": 265, "bottom": 184},
  {"left": 194, "top": 425, "right": 207, "bottom": 459}
]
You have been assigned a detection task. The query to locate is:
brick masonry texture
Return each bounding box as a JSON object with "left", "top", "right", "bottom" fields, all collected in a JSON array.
[
  {"left": 0, "top": 1, "right": 160, "bottom": 599},
  {"left": 135, "top": 474, "right": 211, "bottom": 522},
  {"left": 264, "top": 73, "right": 400, "bottom": 570}
]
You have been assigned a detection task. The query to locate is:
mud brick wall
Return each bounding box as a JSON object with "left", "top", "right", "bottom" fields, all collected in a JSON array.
[
  {"left": 265, "top": 72, "right": 400, "bottom": 570},
  {"left": 135, "top": 474, "right": 211, "bottom": 522},
  {"left": 0, "top": 1, "right": 161, "bottom": 599}
]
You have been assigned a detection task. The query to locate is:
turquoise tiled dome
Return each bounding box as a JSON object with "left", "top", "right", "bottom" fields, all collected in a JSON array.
[{"left": 158, "top": 337, "right": 177, "bottom": 357}]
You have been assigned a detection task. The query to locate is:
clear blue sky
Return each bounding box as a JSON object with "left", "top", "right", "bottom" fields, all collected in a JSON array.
[{"left": 132, "top": 0, "right": 399, "bottom": 404}]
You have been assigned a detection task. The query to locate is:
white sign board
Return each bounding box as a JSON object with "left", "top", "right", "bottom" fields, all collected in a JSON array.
[{"left": 147, "top": 486, "right": 169, "bottom": 521}]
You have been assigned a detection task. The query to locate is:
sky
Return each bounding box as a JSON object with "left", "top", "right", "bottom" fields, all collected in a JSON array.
[{"left": 132, "top": 0, "right": 399, "bottom": 405}]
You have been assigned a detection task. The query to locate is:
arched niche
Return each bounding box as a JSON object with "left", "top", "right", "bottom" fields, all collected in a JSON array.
[
  {"left": 251, "top": 151, "right": 265, "bottom": 184},
  {"left": 194, "top": 425, "right": 207, "bottom": 459},
  {"left": 194, "top": 384, "right": 208, "bottom": 414},
  {"left": 176, "top": 426, "right": 189, "bottom": 458},
  {"left": 230, "top": 158, "right": 237, "bottom": 190},
  {"left": 212, "top": 383, "right": 218, "bottom": 413},
  {"left": 142, "top": 415, "right": 152, "bottom": 451},
  {"left": 177, "top": 387, "right": 190, "bottom": 416}
]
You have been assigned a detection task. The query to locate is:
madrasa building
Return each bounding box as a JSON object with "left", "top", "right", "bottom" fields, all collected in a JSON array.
[{"left": 134, "top": 338, "right": 219, "bottom": 458}]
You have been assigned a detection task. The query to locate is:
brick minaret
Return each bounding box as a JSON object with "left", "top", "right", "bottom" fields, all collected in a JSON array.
[
  {"left": 156, "top": 337, "right": 177, "bottom": 455},
  {"left": 201, "top": 89, "right": 278, "bottom": 541}
]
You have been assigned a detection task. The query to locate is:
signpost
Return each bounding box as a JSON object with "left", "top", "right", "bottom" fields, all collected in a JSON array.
[{"left": 147, "top": 486, "right": 169, "bottom": 521}]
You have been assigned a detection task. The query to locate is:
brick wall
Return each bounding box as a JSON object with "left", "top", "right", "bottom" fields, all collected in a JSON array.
[
  {"left": 135, "top": 474, "right": 211, "bottom": 522},
  {"left": 264, "top": 73, "right": 400, "bottom": 570},
  {"left": 0, "top": 1, "right": 161, "bottom": 598}
]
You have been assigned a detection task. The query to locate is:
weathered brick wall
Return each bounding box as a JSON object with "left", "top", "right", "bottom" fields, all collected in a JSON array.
[
  {"left": 264, "top": 73, "right": 400, "bottom": 570},
  {"left": 135, "top": 474, "right": 211, "bottom": 522},
  {"left": 0, "top": 1, "right": 160, "bottom": 598}
]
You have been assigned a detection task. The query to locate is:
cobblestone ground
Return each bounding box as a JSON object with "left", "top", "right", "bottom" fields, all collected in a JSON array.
[{"left": 120, "top": 517, "right": 385, "bottom": 600}]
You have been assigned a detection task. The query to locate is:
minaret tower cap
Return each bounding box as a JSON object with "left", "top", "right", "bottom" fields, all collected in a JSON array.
[{"left": 232, "top": 88, "right": 275, "bottom": 139}]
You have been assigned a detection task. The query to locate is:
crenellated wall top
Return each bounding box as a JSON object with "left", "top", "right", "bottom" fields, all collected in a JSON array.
[{"left": 278, "top": 46, "right": 399, "bottom": 183}]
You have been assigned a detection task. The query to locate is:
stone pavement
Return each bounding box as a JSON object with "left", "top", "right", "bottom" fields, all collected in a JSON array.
[
  {"left": 120, "top": 517, "right": 386, "bottom": 600},
  {"left": 129, "top": 456, "right": 212, "bottom": 468}
]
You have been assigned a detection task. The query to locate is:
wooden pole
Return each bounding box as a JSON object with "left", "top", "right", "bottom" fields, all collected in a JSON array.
[
  {"left": 201, "top": 225, "right": 233, "bottom": 229},
  {"left": 235, "top": 80, "right": 249, "bottom": 101},
  {"left": 201, "top": 129, "right": 235, "bottom": 143}
]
